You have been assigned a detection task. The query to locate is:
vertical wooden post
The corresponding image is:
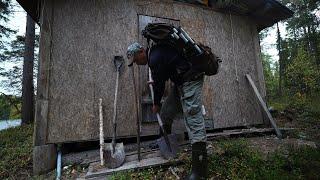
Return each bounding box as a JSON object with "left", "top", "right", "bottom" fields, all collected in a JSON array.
[{"left": 33, "top": 0, "right": 57, "bottom": 175}]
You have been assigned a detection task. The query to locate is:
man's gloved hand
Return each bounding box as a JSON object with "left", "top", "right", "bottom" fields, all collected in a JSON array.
[{"left": 152, "top": 104, "right": 160, "bottom": 113}]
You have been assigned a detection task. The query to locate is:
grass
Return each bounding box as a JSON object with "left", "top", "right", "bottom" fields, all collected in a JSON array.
[
  {"left": 110, "top": 139, "right": 320, "bottom": 180},
  {"left": 268, "top": 95, "right": 320, "bottom": 144},
  {"left": 268, "top": 96, "right": 289, "bottom": 112},
  {"left": 9, "top": 104, "right": 21, "bottom": 119},
  {"left": 0, "top": 124, "right": 33, "bottom": 179},
  {"left": 208, "top": 139, "right": 320, "bottom": 180}
]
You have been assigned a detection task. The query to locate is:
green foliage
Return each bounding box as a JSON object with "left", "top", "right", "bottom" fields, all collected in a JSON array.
[
  {"left": 0, "top": 94, "right": 10, "bottom": 119},
  {"left": 0, "top": 35, "right": 25, "bottom": 95},
  {"left": 0, "top": 124, "right": 33, "bottom": 179},
  {"left": 0, "top": 94, "right": 21, "bottom": 119},
  {"left": 261, "top": 52, "right": 279, "bottom": 100},
  {"left": 285, "top": 48, "right": 320, "bottom": 109},
  {"left": 0, "top": 35, "right": 39, "bottom": 95},
  {"left": 261, "top": 1, "right": 320, "bottom": 111},
  {"left": 110, "top": 139, "right": 320, "bottom": 179},
  {"left": 9, "top": 102, "right": 21, "bottom": 119},
  {"left": 269, "top": 93, "right": 320, "bottom": 143},
  {"left": 0, "top": 0, "right": 16, "bottom": 49},
  {"left": 286, "top": 48, "right": 319, "bottom": 95},
  {"left": 208, "top": 139, "right": 263, "bottom": 179},
  {"left": 110, "top": 168, "right": 166, "bottom": 180},
  {"left": 208, "top": 139, "right": 320, "bottom": 180}
]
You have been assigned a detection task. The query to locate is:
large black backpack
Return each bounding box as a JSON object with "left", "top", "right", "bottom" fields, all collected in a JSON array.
[{"left": 142, "top": 23, "right": 221, "bottom": 76}]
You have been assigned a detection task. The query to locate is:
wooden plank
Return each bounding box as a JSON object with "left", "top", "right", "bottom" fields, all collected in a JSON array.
[
  {"left": 47, "top": 0, "right": 142, "bottom": 143},
  {"left": 34, "top": 0, "right": 53, "bottom": 146},
  {"left": 206, "top": 128, "right": 275, "bottom": 139},
  {"left": 34, "top": 100, "right": 48, "bottom": 146},
  {"left": 85, "top": 152, "right": 180, "bottom": 179},
  {"left": 245, "top": 74, "right": 282, "bottom": 138}
]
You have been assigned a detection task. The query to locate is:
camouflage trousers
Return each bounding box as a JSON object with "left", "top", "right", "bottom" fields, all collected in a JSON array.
[{"left": 160, "top": 77, "right": 207, "bottom": 144}]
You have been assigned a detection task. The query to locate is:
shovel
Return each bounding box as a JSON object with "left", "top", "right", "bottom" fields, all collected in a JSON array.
[
  {"left": 103, "top": 56, "right": 125, "bottom": 169},
  {"left": 148, "top": 68, "right": 178, "bottom": 159}
]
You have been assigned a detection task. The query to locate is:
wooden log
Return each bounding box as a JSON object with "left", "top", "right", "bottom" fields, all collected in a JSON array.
[
  {"left": 85, "top": 150, "right": 181, "bottom": 179},
  {"left": 245, "top": 74, "right": 282, "bottom": 138}
]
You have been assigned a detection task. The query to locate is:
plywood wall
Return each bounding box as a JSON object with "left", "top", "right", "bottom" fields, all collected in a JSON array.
[{"left": 38, "top": 0, "right": 265, "bottom": 143}]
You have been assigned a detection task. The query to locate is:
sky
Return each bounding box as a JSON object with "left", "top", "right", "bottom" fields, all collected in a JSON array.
[
  {"left": 0, "top": 1, "right": 282, "bottom": 95},
  {"left": 0, "top": 1, "right": 27, "bottom": 95}
]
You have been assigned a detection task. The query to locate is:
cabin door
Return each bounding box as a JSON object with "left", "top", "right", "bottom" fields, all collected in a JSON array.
[{"left": 137, "top": 15, "right": 180, "bottom": 124}]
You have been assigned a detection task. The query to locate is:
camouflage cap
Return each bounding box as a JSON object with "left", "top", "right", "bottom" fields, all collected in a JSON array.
[{"left": 127, "top": 42, "right": 143, "bottom": 67}]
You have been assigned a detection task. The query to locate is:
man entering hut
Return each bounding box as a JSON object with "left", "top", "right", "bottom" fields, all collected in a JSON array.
[{"left": 127, "top": 42, "right": 208, "bottom": 180}]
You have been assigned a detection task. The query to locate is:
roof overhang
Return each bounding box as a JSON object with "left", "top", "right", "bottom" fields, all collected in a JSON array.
[
  {"left": 17, "top": 0, "right": 293, "bottom": 31},
  {"left": 210, "top": 0, "right": 294, "bottom": 30},
  {"left": 16, "top": 0, "right": 40, "bottom": 24}
]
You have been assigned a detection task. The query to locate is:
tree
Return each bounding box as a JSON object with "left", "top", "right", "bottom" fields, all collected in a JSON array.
[
  {"left": 276, "top": 23, "right": 284, "bottom": 96},
  {"left": 261, "top": 52, "right": 279, "bottom": 100},
  {"left": 0, "top": 34, "right": 39, "bottom": 94},
  {"left": 0, "top": 0, "right": 16, "bottom": 64},
  {"left": 281, "top": 0, "right": 320, "bottom": 65},
  {"left": 0, "top": 35, "right": 25, "bottom": 95},
  {"left": 286, "top": 48, "right": 319, "bottom": 96},
  {"left": 21, "top": 14, "right": 35, "bottom": 125},
  {"left": 0, "top": 94, "right": 10, "bottom": 119},
  {"left": 275, "top": 0, "right": 320, "bottom": 99}
]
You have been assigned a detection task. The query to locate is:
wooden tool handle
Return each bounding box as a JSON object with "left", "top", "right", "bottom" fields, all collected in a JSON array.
[{"left": 99, "top": 98, "right": 104, "bottom": 166}]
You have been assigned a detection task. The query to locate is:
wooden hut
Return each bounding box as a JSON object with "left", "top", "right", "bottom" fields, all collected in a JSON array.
[{"left": 17, "top": 0, "right": 293, "bottom": 174}]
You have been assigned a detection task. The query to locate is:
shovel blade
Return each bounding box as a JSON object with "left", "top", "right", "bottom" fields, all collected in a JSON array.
[
  {"left": 103, "top": 143, "right": 125, "bottom": 169},
  {"left": 157, "top": 134, "right": 179, "bottom": 159}
]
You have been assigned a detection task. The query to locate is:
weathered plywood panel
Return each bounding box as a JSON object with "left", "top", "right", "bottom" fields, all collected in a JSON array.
[
  {"left": 47, "top": 0, "right": 138, "bottom": 143},
  {"left": 200, "top": 10, "right": 242, "bottom": 128},
  {"left": 45, "top": 0, "right": 265, "bottom": 143},
  {"left": 231, "top": 15, "right": 264, "bottom": 127}
]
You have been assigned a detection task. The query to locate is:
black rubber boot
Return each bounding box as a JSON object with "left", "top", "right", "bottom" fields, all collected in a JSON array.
[{"left": 187, "top": 142, "right": 208, "bottom": 180}]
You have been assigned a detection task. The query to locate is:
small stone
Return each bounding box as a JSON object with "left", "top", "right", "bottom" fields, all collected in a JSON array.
[{"left": 63, "top": 165, "right": 71, "bottom": 170}]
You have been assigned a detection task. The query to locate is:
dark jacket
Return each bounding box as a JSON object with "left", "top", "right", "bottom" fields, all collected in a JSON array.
[{"left": 148, "top": 44, "right": 191, "bottom": 106}]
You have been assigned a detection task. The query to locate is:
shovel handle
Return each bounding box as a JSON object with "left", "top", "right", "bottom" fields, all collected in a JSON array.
[
  {"left": 112, "top": 68, "right": 120, "bottom": 152},
  {"left": 148, "top": 68, "right": 173, "bottom": 152}
]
